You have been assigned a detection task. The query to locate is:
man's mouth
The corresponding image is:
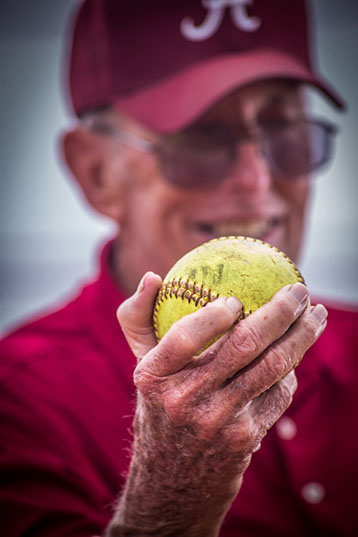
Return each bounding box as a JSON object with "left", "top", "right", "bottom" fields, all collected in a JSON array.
[{"left": 196, "top": 217, "right": 282, "bottom": 240}]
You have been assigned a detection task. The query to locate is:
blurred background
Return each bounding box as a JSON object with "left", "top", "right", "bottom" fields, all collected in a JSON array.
[{"left": 1, "top": 0, "right": 358, "bottom": 335}]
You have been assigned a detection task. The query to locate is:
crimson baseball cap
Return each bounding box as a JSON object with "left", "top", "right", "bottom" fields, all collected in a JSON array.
[{"left": 67, "top": 0, "right": 344, "bottom": 132}]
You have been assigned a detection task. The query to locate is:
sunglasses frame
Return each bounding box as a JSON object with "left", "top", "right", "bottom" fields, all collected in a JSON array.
[{"left": 84, "top": 116, "right": 338, "bottom": 188}]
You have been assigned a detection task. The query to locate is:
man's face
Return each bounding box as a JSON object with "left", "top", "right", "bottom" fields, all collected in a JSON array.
[{"left": 103, "top": 80, "right": 311, "bottom": 293}]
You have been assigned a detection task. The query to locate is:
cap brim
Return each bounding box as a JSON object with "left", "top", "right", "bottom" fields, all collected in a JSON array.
[{"left": 112, "top": 50, "right": 345, "bottom": 133}]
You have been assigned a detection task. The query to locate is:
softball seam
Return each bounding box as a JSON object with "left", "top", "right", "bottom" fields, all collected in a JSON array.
[
  {"left": 153, "top": 277, "right": 221, "bottom": 341},
  {"left": 152, "top": 236, "right": 305, "bottom": 341}
]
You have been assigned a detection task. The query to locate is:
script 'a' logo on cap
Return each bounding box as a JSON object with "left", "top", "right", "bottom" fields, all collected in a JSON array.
[{"left": 181, "top": 0, "right": 261, "bottom": 41}]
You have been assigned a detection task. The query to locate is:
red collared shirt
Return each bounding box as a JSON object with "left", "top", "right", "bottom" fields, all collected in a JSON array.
[{"left": 1, "top": 242, "right": 357, "bottom": 537}]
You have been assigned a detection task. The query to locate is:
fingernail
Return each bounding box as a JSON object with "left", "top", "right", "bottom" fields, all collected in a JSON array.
[
  {"left": 136, "top": 273, "right": 146, "bottom": 295},
  {"left": 311, "top": 304, "right": 328, "bottom": 324},
  {"left": 226, "top": 296, "right": 242, "bottom": 314},
  {"left": 288, "top": 282, "right": 308, "bottom": 304},
  {"left": 253, "top": 442, "right": 261, "bottom": 453}
]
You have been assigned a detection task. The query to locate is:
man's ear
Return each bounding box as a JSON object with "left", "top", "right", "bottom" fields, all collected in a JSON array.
[{"left": 62, "top": 127, "right": 124, "bottom": 221}]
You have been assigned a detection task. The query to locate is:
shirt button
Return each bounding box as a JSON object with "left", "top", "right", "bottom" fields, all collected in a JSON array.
[
  {"left": 276, "top": 416, "right": 297, "bottom": 440},
  {"left": 301, "top": 482, "right": 325, "bottom": 504}
]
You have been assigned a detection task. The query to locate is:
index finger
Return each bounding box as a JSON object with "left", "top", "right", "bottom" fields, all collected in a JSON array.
[{"left": 137, "top": 296, "right": 242, "bottom": 377}]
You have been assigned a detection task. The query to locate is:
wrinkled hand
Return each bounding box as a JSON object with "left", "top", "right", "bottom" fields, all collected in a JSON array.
[{"left": 107, "top": 272, "right": 327, "bottom": 537}]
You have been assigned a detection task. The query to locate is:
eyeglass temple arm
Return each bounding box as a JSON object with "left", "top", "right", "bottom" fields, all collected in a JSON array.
[{"left": 81, "top": 119, "right": 154, "bottom": 153}]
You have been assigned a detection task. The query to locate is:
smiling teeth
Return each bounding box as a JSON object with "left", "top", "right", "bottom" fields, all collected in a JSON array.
[{"left": 214, "top": 220, "right": 273, "bottom": 239}]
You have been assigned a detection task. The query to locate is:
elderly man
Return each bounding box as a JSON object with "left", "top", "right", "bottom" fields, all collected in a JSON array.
[{"left": 1, "top": 1, "right": 357, "bottom": 536}]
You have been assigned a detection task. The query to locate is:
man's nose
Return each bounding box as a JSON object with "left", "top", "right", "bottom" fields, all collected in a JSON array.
[{"left": 220, "top": 141, "right": 271, "bottom": 194}]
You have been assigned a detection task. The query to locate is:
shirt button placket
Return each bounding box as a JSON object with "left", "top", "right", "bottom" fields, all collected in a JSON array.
[{"left": 301, "top": 482, "right": 326, "bottom": 504}]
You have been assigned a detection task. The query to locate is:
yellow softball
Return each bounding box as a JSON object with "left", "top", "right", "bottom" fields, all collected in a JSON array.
[{"left": 153, "top": 236, "right": 306, "bottom": 349}]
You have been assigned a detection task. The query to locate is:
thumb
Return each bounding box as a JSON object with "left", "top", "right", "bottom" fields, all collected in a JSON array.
[{"left": 117, "top": 271, "right": 162, "bottom": 360}]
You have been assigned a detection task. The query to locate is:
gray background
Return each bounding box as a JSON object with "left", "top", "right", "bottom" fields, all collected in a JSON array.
[{"left": 1, "top": 0, "right": 358, "bottom": 335}]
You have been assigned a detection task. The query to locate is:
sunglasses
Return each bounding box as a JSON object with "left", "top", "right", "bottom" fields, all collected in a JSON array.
[{"left": 87, "top": 117, "right": 338, "bottom": 189}]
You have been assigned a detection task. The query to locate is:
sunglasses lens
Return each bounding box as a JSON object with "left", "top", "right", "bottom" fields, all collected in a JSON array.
[
  {"left": 158, "top": 143, "right": 232, "bottom": 189},
  {"left": 263, "top": 121, "right": 334, "bottom": 177},
  {"left": 157, "top": 120, "right": 336, "bottom": 187}
]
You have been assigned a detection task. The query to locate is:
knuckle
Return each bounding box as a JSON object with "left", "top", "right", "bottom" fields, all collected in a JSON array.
[
  {"left": 293, "top": 308, "right": 325, "bottom": 349},
  {"left": 234, "top": 410, "right": 258, "bottom": 451},
  {"left": 304, "top": 311, "right": 325, "bottom": 340},
  {"left": 167, "top": 321, "right": 198, "bottom": 357},
  {"left": 277, "top": 374, "right": 297, "bottom": 405},
  {"left": 256, "top": 374, "right": 297, "bottom": 431},
  {"left": 266, "top": 379, "right": 296, "bottom": 424},
  {"left": 163, "top": 388, "right": 193, "bottom": 424},
  {"left": 275, "top": 292, "right": 299, "bottom": 322},
  {"left": 133, "top": 361, "right": 161, "bottom": 396},
  {"left": 133, "top": 364, "right": 151, "bottom": 393},
  {"left": 231, "top": 322, "right": 263, "bottom": 358},
  {"left": 195, "top": 410, "right": 222, "bottom": 439},
  {"left": 265, "top": 342, "right": 289, "bottom": 379}
]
